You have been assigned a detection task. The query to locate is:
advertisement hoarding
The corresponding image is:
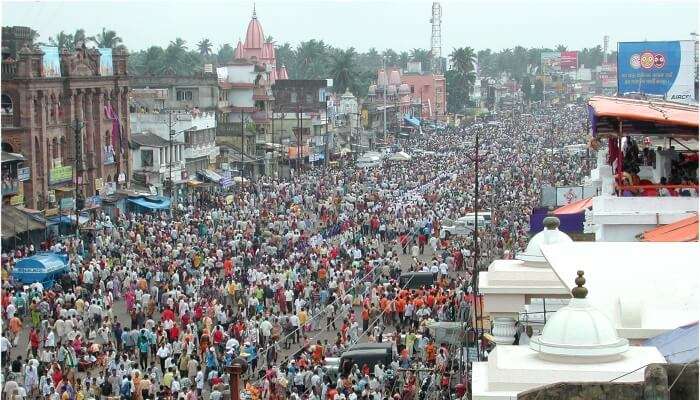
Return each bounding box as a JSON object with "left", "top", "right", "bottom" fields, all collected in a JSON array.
[
  {"left": 617, "top": 41, "right": 696, "bottom": 103},
  {"left": 599, "top": 63, "right": 618, "bottom": 88},
  {"left": 17, "top": 167, "right": 30, "bottom": 182},
  {"left": 39, "top": 46, "right": 61, "bottom": 77},
  {"left": 560, "top": 51, "right": 579, "bottom": 71},
  {"left": 556, "top": 186, "right": 584, "bottom": 206},
  {"left": 98, "top": 48, "right": 114, "bottom": 76},
  {"left": 49, "top": 165, "right": 73, "bottom": 185}
]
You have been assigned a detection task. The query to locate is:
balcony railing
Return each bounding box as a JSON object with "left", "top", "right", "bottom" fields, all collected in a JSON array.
[
  {"left": 1, "top": 113, "right": 15, "bottom": 127},
  {"left": 2, "top": 61, "right": 17, "bottom": 80},
  {"left": 1, "top": 178, "right": 19, "bottom": 196},
  {"left": 217, "top": 122, "right": 255, "bottom": 136},
  {"left": 217, "top": 100, "right": 229, "bottom": 109}
]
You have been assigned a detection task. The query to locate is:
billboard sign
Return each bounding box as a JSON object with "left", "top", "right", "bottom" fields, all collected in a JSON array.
[
  {"left": 39, "top": 46, "right": 61, "bottom": 77},
  {"left": 599, "top": 63, "right": 618, "bottom": 88},
  {"left": 556, "top": 186, "right": 583, "bottom": 206},
  {"left": 617, "top": 41, "right": 695, "bottom": 103},
  {"left": 17, "top": 167, "right": 30, "bottom": 182},
  {"left": 98, "top": 48, "right": 114, "bottom": 76},
  {"left": 560, "top": 51, "right": 579, "bottom": 71},
  {"left": 49, "top": 165, "right": 73, "bottom": 185}
]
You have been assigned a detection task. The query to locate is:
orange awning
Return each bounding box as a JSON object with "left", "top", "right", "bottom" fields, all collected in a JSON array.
[
  {"left": 640, "top": 215, "right": 699, "bottom": 242},
  {"left": 588, "top": 96, "right": 699, "bottom": 128},
  {"left": 553, "top": 197, "right": 593, "bottom": 215}
]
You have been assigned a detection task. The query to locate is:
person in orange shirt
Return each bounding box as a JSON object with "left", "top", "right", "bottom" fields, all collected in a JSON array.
[
  {"left": 223, "top": 258, "right": 233, "bottom": 277},
  {"left": 312, "top": 340, "right": 325, "bottom": 365},
  {"left": 8, "top": 315, "right": 22, "bottom": 342},
  {"left": 425, "top": 340, "right": 437, "bottom": 366},
  {"left": 396, "top": 297, "right": 406, "bottom": 327}
]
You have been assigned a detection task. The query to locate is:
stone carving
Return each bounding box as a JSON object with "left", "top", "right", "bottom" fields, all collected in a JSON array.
[{"left": 66, "top": 42, "right": 98, "bottom": 77}]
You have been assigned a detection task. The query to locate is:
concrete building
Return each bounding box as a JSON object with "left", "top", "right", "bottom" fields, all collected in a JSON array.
[
  {"left": 1, "top": 26, "right": 130, "bottom": 210},
  {"left": 473, "top": 271, "right": 666, "bottom": 400},
  {"left": 129, "top": 111, "right": 218, "bottom": 196},
  {"left": 129, "top": 74, "right": 219, "bottom": 111},
  {"left": 216, "top": 8, "right": 286, "bottom": 176}
]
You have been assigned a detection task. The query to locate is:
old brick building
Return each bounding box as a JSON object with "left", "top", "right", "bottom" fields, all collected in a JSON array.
[{"left": 1, "top": 26, "right": 130, "bottom": 210}]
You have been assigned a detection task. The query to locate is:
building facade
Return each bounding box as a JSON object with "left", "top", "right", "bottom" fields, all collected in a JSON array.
[
  {"left": 129, "top": 73, "right": 219, "bottom": 112},
  {"left": 1, "top": 27, "right": 130, "bottom": 210},
  {"left": 216, "top": 9, "right": 288, "bottom": 176}
]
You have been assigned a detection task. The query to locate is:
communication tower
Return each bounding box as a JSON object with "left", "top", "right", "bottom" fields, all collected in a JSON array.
[
  {"left": 430, "top": 2, "right": 442, "bottom": 74},
  {"left": 603, "top": 35, "right": 609, "bottom": 64}
]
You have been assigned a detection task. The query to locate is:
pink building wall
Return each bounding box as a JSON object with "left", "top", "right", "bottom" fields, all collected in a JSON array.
[{"left": 401, "top": 74, "right": 446, "bottom": 120}]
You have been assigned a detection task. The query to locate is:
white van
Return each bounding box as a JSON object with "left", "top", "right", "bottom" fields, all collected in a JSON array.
[{"left": 440, "top": 215, "right": 487, "bottom": 238}]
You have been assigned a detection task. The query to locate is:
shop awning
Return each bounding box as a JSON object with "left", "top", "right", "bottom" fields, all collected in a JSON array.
[
  {"left": 588, "top": 96, "right": 699, "bottom": 138},
  {"left": 1, "top": 151, "right": 25, "bottom": 163},
  {"left": 2, "top": 206, "right": 46, "bottom": 239},
  {"left": 552, "top": 197, "right": 594, "bottom": 215},
  {"left": 47, "top": 214, "right": 90, "bottom": 226},
  {"left": 644, "top": 321, "right": 698, "bottom": 363},
  {"left": 639, "top": 215, "right": 699, "bottom": 242},
  {"left": 198, "top": 170, "right": 222, "bottom": 183},
  {"left": 187, "top": 179, "right": 204, "bottom": 187},
  {"left": 403, "top": 114, "right": 421, "bottom": 128},
  {"left": 126, "top": 195, "right": 171, "bottom": 211}
]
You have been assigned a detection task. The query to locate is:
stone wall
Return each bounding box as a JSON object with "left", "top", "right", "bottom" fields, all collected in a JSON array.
[{"left": 518, "top": 363, "right": 698, "bottom": 400}]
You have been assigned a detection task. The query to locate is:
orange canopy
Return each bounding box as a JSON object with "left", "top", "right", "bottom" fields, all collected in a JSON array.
[
  {"left": 553, "top": 197, "right": 593, "bottom": 215},
  {"left": 640, "top": 215, "right": 699, "bottom": 242},
  {"left": 588, "top": 96, "right": 699, "bottom": 128}
]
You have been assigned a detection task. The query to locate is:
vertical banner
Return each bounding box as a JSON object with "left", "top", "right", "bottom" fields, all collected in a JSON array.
[
  {"left": 560, "top": 51, "right": 579, "bottom": 71},
  {"left": 39, "top": 46, "right": 62, "bottom": 77},
  {"left": 98, "top": 48, "right": 114, "bottom": 76},
  {"left": 617, "top": 41, "right": 696, "bottom": 103}
]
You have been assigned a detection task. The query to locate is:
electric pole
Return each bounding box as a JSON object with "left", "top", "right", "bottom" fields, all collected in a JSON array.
[{"left": 73, "top": 119, "right": 85, "bottom": 237}]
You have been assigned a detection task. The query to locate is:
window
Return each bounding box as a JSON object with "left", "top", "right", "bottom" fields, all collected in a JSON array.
[
  {"left": 176, "top": 90, "right": 193, "bottom": 101},
  {"left": 1, "top": 94, "right": 12, "bottom": 114},
  {"left": 141, "top": 149, "right": 153, "bottom": 167},
  {"left": 290, "top": 93, "right": 297, "bottom": 103}
]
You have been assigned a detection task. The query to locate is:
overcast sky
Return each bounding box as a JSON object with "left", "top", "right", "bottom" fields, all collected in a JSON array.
[{"left": 2, "top": 0, "right": 698, "bottom": 54}]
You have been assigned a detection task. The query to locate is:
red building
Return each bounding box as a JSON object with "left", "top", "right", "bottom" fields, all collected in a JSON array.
[{"left": 1, "top": 27, "right": 130, "bottom": 210}]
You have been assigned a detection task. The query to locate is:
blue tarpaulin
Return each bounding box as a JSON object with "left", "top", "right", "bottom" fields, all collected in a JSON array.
[
  {"left": 403, "top": 114, "right": 421, "bottom": 128},
  {"left": 644, "top": 321, "right": 699, "bottom": 363},
  {"left": 126, "top": 196, "right": 171, "bottom": 212},
  {"left": 12, "top": 252, "right": 69, "bottom": 288},
  {"left": 48, "top": 214, "right": 90, "bottom": 225}
]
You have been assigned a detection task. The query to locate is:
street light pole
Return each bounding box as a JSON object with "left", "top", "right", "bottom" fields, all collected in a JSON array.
[
  {"left": 73, "top": 119, "right": 85, "bottom": 237},
  {"left": 383, "top": 58, "right": 387, "bottom": 151}
]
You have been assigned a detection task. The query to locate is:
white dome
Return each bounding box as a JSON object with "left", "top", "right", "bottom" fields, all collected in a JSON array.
[
  {"left": 398, "top": 83, "right": 411, "bottom": 95},
  {"left": 516, "top": 216, "right": 573, "bottom": 266},
  {"left": 386, "top": 85, "right": 397, "bottom": 96},
  {"left": 530, "top": 271, "right": 629, "bottom": 363}
]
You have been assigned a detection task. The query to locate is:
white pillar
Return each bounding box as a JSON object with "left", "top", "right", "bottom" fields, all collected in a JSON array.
[{"left": 491, "top": 316, "right": 518, "bottom": 345}]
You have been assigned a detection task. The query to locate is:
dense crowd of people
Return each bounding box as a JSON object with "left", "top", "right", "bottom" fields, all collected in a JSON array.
[{"left": 1, "top": 103, "right": 590, "bottom": 400}]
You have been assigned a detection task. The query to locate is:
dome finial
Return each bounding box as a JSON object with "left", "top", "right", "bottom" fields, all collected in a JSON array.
[
  {"left": 252, "top": 3, "right": 257, "bottom": 19},
  {"left": 571, "top": 270, "right": 588, "bottom": 299},
  {"left": 543, "top": 216, "right": 560, "bottom": 230}
]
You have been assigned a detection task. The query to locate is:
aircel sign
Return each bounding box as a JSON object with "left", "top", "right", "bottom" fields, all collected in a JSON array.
[{"left": 617, "top": 41, "right": 695, "bottom": 104}]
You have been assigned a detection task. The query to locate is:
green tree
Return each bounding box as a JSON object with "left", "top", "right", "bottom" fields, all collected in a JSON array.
[
  {"left": 295, "top": 39, "right": 328, "bottom": 79},
  {"left": 48, "top": 31, "right": 74, "bottom": 50},
  {"left": 143, "top": 46, "right": 166, "bottom": 75},
  {"left": 533, "top": 79, "right": 544, "bottom": 101},
  {"left": 398, "top": 51, "right": 409, "bottom": 69},
  {"left": 275, "top": 42, "right": 295, "bottom": 71},
  {"left": 164, "top": 38, "right": 189, "bottom": 75},
  {"left": 218, "top": 44, "right": 234, "bottom": 65},
  {"left": 555, "top": 44, "right": 567, "bottom": 52},
  {"left": 197, "top": 39, "right": 213, "bottom": 57},
  {"left": 521, "top": 76, "right": 532, "bottom": 102},
  {"left": 410, "top": 48, "right": 431, "bottom": 71},
  {"left": 382, "top": 49, "right": 399, "bottom": 68},
  {"left": 90, "top": 28, "right": 122, "bottom": 48},
  {"left": 328, "top": 48, "right": 358, "bottom": 94}
]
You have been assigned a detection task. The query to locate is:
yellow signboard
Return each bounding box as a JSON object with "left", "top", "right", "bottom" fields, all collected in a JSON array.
[
  {"left": 95, "top": 178, "right": 104, "bottom": 191},
  {"left": 49, "top": 165, "right": 73, "bottom": 184},
  {"left": 10, "top": 194, "right": 24, "bottom": 206}
]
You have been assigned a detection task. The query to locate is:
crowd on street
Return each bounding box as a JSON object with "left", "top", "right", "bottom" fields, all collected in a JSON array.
[{"left": 1, "top": 103, "right": 590, "bottom": 400}]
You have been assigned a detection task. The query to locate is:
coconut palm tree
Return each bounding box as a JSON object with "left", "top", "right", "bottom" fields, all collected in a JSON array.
[
  {"left": 73, "top": 29, "right": 87, "bottom": 46},
  {"left": 398, "top": 51, "right": 410, "bottom": 69},
  {"left": 90, "top": 28, "right": 122, "bottom": 48},
  {"left": 165, "top": 38, "right": 189, "bottom": 75},
  {"left": 296, "top": 39, "right": 327, "bottom": 79},
  {"left": 49, "top": 31, "right": 74, "bottom": 50},
  {"left": 449, "top": 47, "right": 477, "bottom": 77},
  {"left": 328, "top": 48, "right": 358, "bottom": 94},
  {"left": 217, "top": 44, "right": 234, "bottom": 65},
  {"left": 555, "top": 44, "right": 567, "bottom": 52},
  {"left": 275, "top": 42, "right": 295, "bottom": 71},
  {"left": 382, "top": 49, "right": 399, "bottom": 67},
  {"left": 410, "top": 48, "right": 431, "bottom": 71},
  {"left": 197, "top": 39, "right": 213, "bottom": 57}
]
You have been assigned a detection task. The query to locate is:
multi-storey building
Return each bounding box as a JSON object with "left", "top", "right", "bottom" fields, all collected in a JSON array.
[
  {"left": 216, "top": 9, "right": 288, "bottom": 176},
  {"left": 1, "top": 26, "right": 129, "bottom": 210}
]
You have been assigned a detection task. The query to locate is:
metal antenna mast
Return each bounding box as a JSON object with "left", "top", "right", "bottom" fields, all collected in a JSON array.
[{"left": 430, "top": 2, "right": 442, "bottom": 74}]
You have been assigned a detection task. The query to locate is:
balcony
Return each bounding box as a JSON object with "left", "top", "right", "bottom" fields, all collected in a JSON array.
[
  {"left": 217, "top": 100, "right": 230, "bottom": 109},
  {"left": 217, "top": 122, "right": 255, "bottom": 137},
  {"left": 253, "top": 87, "right": 274, "bottom": 101},
  {"left": 1, "top": 113, "right": 15, "bottom": 127},
  {"left": 2, "top": 60, "right": 17, "bottom": 80},
  {"left": 251, "top": 110, "right": 271, "bottom": 123},
  {"left": 1, "top": 178, "right": 19, "bottom": 197}
]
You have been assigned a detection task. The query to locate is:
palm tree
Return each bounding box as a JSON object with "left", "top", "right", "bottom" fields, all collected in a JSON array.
[
  {"left": 90, "top": 28, "right": 122, "bottom": 48},
  {"left": 197, "top": 39, "right": 213, "bottom": 57},
  {"left": 265, "top": 35, "right": 274, "bottom": 43},
  {"left": 217, "top": 44, "right": 234, "bottom": 65},
  {"left": 398, "top": 51, "right": 409, "bottom": 69},
  {"left": 410, "top": 48, "right": 431, "bottom": 71},
  {"left": 275, "top": 42, "right": 295, "bottom": 70},
  {"left": 449, "top": 47, "right": 476, "bottom": 76},
  {"left": 328, "top": 48, "right": 358, "bottom": 94},
  {"left": 49, "top": 31, "right": 74, "bottom": 50},
  {"left": 169, "top": 38, "right": 188, "bottom": 51},
  {"left": 296, "top": 39, "right": 327, "bottom": 79},
  {"left": 165, "top": 38, "right": 189, "bottom": 75},
  {"left": 555, "top": 44, "right": 567, "bottom": 52},
  {"left": 382, "top": 49, "right": 399, "bottom": 67},
  {"left": 143, "top": 46, "right": 166, "bottom": 75},
  {"left": 73, "top": 29, "right": 86, "bottom": 46}
]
